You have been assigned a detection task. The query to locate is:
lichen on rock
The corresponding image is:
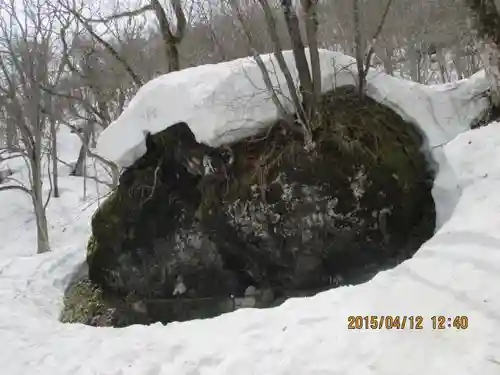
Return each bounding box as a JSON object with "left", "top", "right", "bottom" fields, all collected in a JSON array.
[{"left": 72, "top": 86, "right": 435, "bottom": 326}]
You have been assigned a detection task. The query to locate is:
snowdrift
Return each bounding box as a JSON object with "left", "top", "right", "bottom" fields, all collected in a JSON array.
[{"left": 0, "top": 52, "right": 499, "bottom": 375}]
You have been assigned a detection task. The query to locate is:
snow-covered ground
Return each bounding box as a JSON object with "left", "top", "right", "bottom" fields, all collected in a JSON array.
[{"left": 1, "top": 53, "right": 500, "bottom": 375}]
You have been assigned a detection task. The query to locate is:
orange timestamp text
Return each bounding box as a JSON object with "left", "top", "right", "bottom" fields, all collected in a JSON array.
[{"left": 347, "top": 315, "right": 469, "bottom": 330}]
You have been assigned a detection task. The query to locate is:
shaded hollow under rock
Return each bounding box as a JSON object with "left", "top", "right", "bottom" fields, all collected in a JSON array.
[{"left": 64, "top": 86, "right": 436, "bottom": 327}]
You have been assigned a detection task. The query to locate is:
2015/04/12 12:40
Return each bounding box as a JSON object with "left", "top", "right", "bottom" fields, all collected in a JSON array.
[{"left": 347, "top": 315, "right": 469, "bottom": 330}]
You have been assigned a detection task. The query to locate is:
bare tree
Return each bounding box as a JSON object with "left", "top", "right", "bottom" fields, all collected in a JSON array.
[
  {"left": 42, "top": 41, "right": 67, "bottom": 199},
  {"left": 301, "top": 0, "right": 321, "bottom": 103},
  {"left": 41, "top": 10, "right": 126, "bottom": 187},
  {"left": 82, "top": 0, "right": 188, "bottom": 73},
  {"left": 230, "top": 0, "right": 292, "bottom": 123},
  {"left": 47, "top": 1, "right": 189, "bottom": 187},
  {"left": 353, "top": 0, "right": 393, "bottom": 97},
  {"left": 318, "top": 0, "right": 475, "bottom": 82},
  {"left": 281, "top": 0, "right": 315, "bottom": 121},
  {"left": 229, "top": 0, "right": 322, "bottom": 147},
  {"left": 46, "top": 90, "right": 62, "bottom": 198},
  {"left": 0, "top": 0, "right": 60, "bottom": 253},
  {"left": 465, "top": 0, "right": 500, "bottom": 105},
  {"left": 57, "top": 0, "right": 143, "bottom": 86},
  {"left": 253, "top": 0, "right": 306, "bottom": 120},
  {"left": 353, "top": 0, "right": 364, "bottom": 95},
  {"left": 186, "top": 0, "right": 293, "bottom": 65}
]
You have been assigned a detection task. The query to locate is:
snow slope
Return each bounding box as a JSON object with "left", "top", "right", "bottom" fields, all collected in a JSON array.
[
  {"left": 96, "top": 50, "right": 489, "bottom": 167},
  {"left": 0, "top": 126, "right": 104, "bottom": 259},
  {"left": 1, "top": 54, "right": 500, "bottom": 375}
]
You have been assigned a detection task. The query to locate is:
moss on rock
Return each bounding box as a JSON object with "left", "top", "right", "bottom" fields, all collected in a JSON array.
[
  {"left": 71, "top": 86, "right": 435, "bottom": 326},
  {"left": 60, "top": 278, "right": 111, "bottom": 326}
]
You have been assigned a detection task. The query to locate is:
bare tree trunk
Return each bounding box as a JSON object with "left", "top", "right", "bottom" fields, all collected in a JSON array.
[
  {"left": 83, "top": 141, "right": 88, "bottom": 200},
  {"left": 72, "top": 145, "right": 86, "bottom": 176},
  {"left": 34, "top": 109, "right": 50, "bottom": 253},
  {"left": 256, "top": 0, "right": 305, "bottom": 119},
  {"left": 380, "top": 46, "right": 395, "bottom": 75},
  {"left": 6, "top": 121, "right": 15, "bottom": 148},
  {"left": 71, "top": 121, "right": 91, "bottom": 176},
  {"left": 30, "top": 148, "right": 50, "bottom": 253},
  {"left": 90, "top": 122, "right": 96, "bottom": 148},
  {"left": 465, "top": 0, "right": 500, "bottom": 44},
  {"left": 301, "top": 0, "right": 321, "bottom": 103},
  {"left": 231, "top": 0, "right": 294, "bottom": 124},
  {"left": 50, "top": 120, "right": 59, "bottom": 197},
  {"left": 166, "top": 40, "right": 181, "bottom": 72},
  {"left": 465, "top": 0, "right": 500, "bottom": 104},
  {"left": 80, "top": 0, "right": 187, "bottom": 73},
  {"left": 151, "top": 0, "right": 184, "bottom": 72},
  {"left": 0, "top": 0, "right": 63, "bottom": 254},
  {"left": 282, "top": 0, "right": 315, "bottom": 122},
  {"left": 407, "top": 45, "right": 420, "bottom": 82},
  {"left": 452, "top": 47, "right": 466, "bottom": 79},
  {"left": 468, "top": 50, "right": 480, "bottom": 76},
  {"left": 33, "top": 192, "right": 50, "bottom": 253},
  {"left": 354, "top": 0, "right": 394, "bottom": 96},
  {"left": 436, "top": 48, "right": 449, "bottom": 83},
  {"left": 480, "top": 41, "right": 500, "bottom": 103},
  {"left": 353, "top": 0, "right": 364, "bottom": 97}
]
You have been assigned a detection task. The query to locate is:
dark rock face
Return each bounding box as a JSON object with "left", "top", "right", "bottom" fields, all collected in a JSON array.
[
  {"left": 88, "top": 122, "right": 237, "bottom": 300},
  {"left": 85, "top": 87, "right": 435, "bottom": 325}
]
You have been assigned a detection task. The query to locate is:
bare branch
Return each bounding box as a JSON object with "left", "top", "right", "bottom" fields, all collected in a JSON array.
[
  {"left": 230, "top": 0, "right": 292, "bottom": 123},
  {"left": 256, "top": 0, "right": 304, "bottom": 120},
  {"left": 87, "top": 4, "right": 154, "bottom": 23},
  {"left": 363, "top": 0, "right": 394, "bottom": 79},
  {"left": 0, "top": 184, "right": 33, "bottom": 197},
  {"left": 63, "top": 4, "right": 143, "bottom": 86}
]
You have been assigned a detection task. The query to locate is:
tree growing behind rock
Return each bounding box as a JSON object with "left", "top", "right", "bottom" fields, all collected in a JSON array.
[{"left": 228, "top": 0, "right": 321, "bottom": 148}]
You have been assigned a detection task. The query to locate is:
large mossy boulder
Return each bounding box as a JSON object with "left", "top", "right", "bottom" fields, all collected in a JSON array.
[{"left": 82, "top": 86, "right": 435, "bottom": 325}]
